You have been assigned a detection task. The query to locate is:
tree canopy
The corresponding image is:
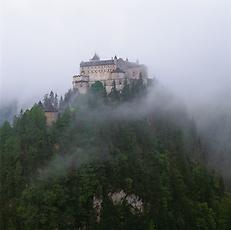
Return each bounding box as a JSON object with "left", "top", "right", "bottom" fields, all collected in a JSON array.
[{"left": 0, "top": 80, "right": 230, "bottom": 229}]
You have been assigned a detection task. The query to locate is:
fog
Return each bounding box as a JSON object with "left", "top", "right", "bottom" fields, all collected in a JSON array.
[
  {"left": 1, "top": 0, "right": 231, "bottom": 183},
  {"left": 1, "top": 0, "right": 230, "bottom": 107}
]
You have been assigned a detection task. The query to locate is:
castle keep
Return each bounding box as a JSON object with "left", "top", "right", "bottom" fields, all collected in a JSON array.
[{"left": 72, "top": 54, "right": 147, "bottom": 93}]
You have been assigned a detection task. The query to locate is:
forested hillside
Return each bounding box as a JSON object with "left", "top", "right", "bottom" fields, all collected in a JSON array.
[{"left": 0, "top": 79, "right": 231, "bottom": 229}]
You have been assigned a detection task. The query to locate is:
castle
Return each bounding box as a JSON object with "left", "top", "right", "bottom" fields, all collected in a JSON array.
[
  {"left": 44, "top": 54, "right": 147, "bottom": 125},
  {"left": 72, "top": 54, "right": 147, "bottom": 93}
]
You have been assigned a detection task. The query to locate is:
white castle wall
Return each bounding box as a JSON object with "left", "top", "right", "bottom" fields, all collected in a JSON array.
[{"left": 73, "top": 55, "right": 147, "bottom": 94}]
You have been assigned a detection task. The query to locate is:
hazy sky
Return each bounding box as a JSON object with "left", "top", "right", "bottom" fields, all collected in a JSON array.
[{"left": 1, "top": 0, "right": 231, "bottom": 107}]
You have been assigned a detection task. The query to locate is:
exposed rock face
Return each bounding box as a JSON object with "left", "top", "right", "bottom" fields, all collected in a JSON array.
[
  {"left": 93, "top": 190, "right": 144, "bottom": 223},
  {"left": 109, "top": 190, "right": 144, "bottom": 213},
  {"left": 93, "top": 196, "right": 103, "bottom": 223}
]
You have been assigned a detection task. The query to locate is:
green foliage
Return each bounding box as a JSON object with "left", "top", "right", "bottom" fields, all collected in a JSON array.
[
  {"left": 0, "top": 81, "right": 231, "bottom": 229},
  {"left": 0, "top": 105, "right": 54, "bottom": 229},
  {"left": 109, "top": 80, "right": 120, "bottom": 103},
  {"left": 121, "top": 78, "right": 130, "bottom": 101},
  {"left": 89, "top": 81, "right": 107, "bottom": 107},
  {"left": 218, "top": 193, "right": 231, "bottom": 230},
  {"left": 90, "top": 81, "right": 105, "bottom": 95}
]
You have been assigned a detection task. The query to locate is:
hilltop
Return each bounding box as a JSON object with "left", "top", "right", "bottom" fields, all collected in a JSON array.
[{"left": 0, "top": 80, "right": 231, "bottom": 229}]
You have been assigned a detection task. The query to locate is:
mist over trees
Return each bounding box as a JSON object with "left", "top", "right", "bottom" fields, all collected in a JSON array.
[
  {"left": 194, "top": 104, "right": 231, "bottom": 189},
  {"left": 0, "top": 79, "right": 231, "bottom": 229},
  {"left": 0, "top": 101, "right": 18, "bottom": 127}
]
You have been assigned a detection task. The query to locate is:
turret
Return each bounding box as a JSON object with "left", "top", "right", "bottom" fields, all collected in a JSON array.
[
  {"left": 72, "top": 74, "right": 89, "bottom": 94},
  {"left": 90, "top": 53, "right": 100, "bottom": 62}
]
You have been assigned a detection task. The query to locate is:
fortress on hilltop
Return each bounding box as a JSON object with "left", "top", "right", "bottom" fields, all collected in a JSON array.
[{"left": 72, "top": 54, "right": 148, "bottom": 93}]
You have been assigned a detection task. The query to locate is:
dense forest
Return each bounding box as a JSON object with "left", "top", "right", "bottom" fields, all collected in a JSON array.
[{"left": 0, "top": 78, "right": 231, "bottom": 229}]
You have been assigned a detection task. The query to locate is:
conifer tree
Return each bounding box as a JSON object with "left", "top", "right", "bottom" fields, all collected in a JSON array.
[
  {"left": 121, "top": 78, "right": 130, "bottom": 101},
  {"left": 109, "top": 80, "right": 120, "bottom": 102}
]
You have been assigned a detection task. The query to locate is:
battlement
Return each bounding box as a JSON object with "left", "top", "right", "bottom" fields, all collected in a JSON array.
[{"left": 73, "top": 75, "right": 89, "bottom": 82}]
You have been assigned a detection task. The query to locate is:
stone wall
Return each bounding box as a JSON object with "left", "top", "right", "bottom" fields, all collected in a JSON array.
[
  {"left": 44, "top": 112, "right": 58, "bottom": 126},
  {"left": 73, "top": 56, "right": 147, "bottom": 94},
  {"left": 81, "top": 64, "right": 116, "bottom": 80}
]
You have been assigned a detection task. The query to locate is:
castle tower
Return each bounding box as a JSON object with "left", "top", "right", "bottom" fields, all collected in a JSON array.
[
  {"left": 44, "top": 111, "right": 58, "bottom": 126},
  {"left": 72, "top": 54, "right": 147, "bottom": 94},
  {"left": 72, "top": 75, "right": 89, "bottom": 94}
]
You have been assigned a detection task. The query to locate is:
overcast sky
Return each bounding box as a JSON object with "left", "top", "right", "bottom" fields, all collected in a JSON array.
[{"left": 1, "top": 0, "right": 231, "bottom": 107}]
